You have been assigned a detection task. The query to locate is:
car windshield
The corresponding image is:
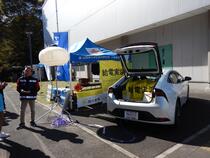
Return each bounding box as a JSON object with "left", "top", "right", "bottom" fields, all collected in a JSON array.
[{"left": 121, "top": 48, "right": 158, "bottom": 72}]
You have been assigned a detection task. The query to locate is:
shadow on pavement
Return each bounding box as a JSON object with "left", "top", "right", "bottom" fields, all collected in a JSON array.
[
  {"left": 95, "top": 97, "right": 210, "bottom": 146},
  {"left": 4, "top": 111, "right": 19, "bottom": 120},
  {"left": 3, "top": 111, "right": 19, "bottom": 126},
  {"left": 97, "top": 125, "right": 145, "bottom": 143},
  {"left": 70, "top": 103, "right": 107, "bottom": 117},
  {"left": 0, "top": 139, "right": 50, "bottom": 158},
  {"left": 24, "top": 125, "right": 84, "bottom": 144}
]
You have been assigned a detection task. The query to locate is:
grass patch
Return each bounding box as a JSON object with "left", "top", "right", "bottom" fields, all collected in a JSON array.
[{"left": 9, "top": 81, "right": 77, "bottom": 105}]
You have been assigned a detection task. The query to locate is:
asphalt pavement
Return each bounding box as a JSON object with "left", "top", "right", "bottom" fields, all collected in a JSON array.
[
  {"left": 0, "top": 86, "right": 128, "bottom": 158},
  {"left": 0, "top": 83, "right": 210, "bottom": 158}
]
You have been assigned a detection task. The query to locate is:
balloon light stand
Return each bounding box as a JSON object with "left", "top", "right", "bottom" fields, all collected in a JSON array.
[
  {"left": 36, "top": 46, "right": 101, "bottom": 129},
  {"left": 35, "top": 46, "right": 75, "bottom": 127}
]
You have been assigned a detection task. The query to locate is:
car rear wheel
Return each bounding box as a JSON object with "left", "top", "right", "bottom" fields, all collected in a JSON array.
[
  {"left": 186, "top": 85, "right": 189, "bottom": 104},
  {"left": 174, "top": 100, "right": 182, "bottom": 127},
  {"left": 115, "top": 118, "right": 132, "bottom": 127}
]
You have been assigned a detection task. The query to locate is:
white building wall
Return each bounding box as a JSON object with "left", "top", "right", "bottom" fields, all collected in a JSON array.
[
  {"left": 42, "top": 0, "right": 210, "bottom": 44},
  {"left": 42, "top": 0, "right": 116, "bottom": 46},
  {"left": 101, "top": 13, "right": 209, "bottom": 82},
  {"left": 42, "top": 0, "right": 210, "bottom": 82}
]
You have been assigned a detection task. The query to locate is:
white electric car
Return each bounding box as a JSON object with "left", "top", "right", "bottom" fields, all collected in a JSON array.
[{"left": 107, "top": 42, "right": 191, "bottom": 125}]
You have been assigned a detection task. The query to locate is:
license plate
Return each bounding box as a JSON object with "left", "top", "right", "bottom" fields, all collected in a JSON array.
[{"left": 124, "top": 111, "right": 138, "bottom": 120}]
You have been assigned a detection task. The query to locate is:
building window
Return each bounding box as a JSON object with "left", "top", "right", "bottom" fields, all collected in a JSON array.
[{"left": 75, "top": 65, "right": 85, "bottom": 71}]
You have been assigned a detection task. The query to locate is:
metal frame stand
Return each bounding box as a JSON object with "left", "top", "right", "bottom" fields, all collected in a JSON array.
[
  {"left": 35, "top": 66, "right": 74, "bottom": 123},
  {"left": 35, "top": 99, "right": 58, "bottom": 123},
  {"left": 35, "top": 90, "right": 77, "bottom": 122}
]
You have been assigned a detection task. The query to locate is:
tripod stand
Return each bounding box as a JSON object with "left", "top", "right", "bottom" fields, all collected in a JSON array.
[
  {"left": 35, "top": 66, "right": 74, "bottom": 124},
  {"left": 35, "top": 93, "right": 74, "bottom": 125},
  {"left": 35, "top": 96, "right": 59, "bottom": 123}
]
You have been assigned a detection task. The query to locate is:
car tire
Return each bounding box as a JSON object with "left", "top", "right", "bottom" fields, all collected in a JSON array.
[
  {"left": 115, "top": 118, "right": 130, "bottom": 126},
  {"left": 174, "top": 100, "right": 182, "bottom": 127},
  {"left": 186, "top": 85, "right": 190, "bottom": 104}
]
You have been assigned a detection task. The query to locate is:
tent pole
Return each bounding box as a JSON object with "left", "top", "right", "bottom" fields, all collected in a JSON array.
[
  {"left": 49, "top": 66, "right": 53, "bottom": 101},
  {"left": 68, "top": 30, "right": 73, "bottom": 110},
  {"left": 69, "top": 61, "right": 73, "bottom": 110},
  {"left": 55, "top": 0, "right": 59, "bottom": 32}
]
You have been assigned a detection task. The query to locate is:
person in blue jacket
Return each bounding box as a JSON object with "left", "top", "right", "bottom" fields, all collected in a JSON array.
[
  {"left": 0, "top": 79, "right": 7, "bottom": 111},
  {"left": 0, "top": 82, "right": 10, "bottom": 141},
  {"left": 16, "top": 66, "right": 40, "bottom": 129}
]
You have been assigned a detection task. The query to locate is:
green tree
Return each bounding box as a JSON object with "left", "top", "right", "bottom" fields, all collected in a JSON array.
[{"left": 0, "top": 0, "right": 44, "bottom": 81}]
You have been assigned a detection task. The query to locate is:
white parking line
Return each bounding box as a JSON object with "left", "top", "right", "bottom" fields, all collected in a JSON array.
[
  {"left": 8, "top": 91, "right": 210, "bottom": 158},
  {"left": 36, "top": 101, "right": 140, "bottom": 158},
  {"left": 5, "top": 95, "right": 56, "bottom": 158},
  {"left": 155, "top": 144, "right": 183, "bottom": 158},
  {"left": 0, "top": 144, "right": 8, "bottom": 158},
  {"left": 155, "top": 124, "right": 210, "bottom": 158},
  {"left": 76, "top": 123, "right": 139, "bottom": 158}
]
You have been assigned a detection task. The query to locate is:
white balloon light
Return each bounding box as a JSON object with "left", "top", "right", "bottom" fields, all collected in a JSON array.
[{"left": 39, "top": 47, "right": 69, "bottom": 66}]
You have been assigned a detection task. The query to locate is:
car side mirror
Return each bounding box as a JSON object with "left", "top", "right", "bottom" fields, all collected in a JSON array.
[{"left": 184, "top": 76, "right": 191, "bottom": 81}]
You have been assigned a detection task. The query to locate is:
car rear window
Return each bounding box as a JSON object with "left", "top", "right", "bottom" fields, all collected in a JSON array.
[{"left": 121, "top": 49, "right": 158, "bottom": 72}]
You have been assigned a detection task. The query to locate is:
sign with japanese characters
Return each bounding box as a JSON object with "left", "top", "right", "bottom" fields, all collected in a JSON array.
[
  {"left": 72, "top": 60, "right": 123, "bottom": 108},
  {"left": 100, "top": 60, "right": 123, "bottom": 91}
]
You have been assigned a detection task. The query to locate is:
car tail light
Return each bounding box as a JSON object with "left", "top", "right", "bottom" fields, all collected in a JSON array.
[
  {"left": 154, "top": 88, "right": 168, "bottom": 101},
  {"left": 157, "top": 117, "right": 170, "bottom": 122},
  {"left": 108, "top": 87, "right": 114, "bottom": 93}
]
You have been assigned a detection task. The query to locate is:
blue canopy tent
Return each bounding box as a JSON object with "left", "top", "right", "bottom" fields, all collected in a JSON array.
[
  {"left": 69, "top": 38, "right": 119, "bottom": 65},
  {"left": 58, "top": 38, "right": 119, "bottom": 108},
  {"left": 55, "top": 37, "right": 118, "bottom": 81}
]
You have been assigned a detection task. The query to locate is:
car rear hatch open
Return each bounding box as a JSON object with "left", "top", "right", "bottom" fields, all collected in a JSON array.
[{"left": 115, "top": 42, "right": 162, "bottom": 76}]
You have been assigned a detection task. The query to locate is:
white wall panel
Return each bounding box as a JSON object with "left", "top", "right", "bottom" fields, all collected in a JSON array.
[
  {"left": 192, "top": 17, "right": 202, "bottom": 81},
  {"left": 43, "top": 0, "right": 210, "bottom": 44},
  {"left": 42, "top": 1, "right": 210, "bottom": 82},
  {"left": 101, "top": 13, "right": 209, "bottom": 82},
  {"left": 201, "top": 15, "right": 209, "bottom": 81}
]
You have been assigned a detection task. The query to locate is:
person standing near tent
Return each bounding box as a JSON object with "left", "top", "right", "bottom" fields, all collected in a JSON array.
[
  {"left": 0, "top": 81, "right": 10, "bottom": 141},
  {"left": 16, "top": 66, "right": 40, "bottom": 129},
  {"left": 0, "top": 64, "right": 7, "bottom": 112},
  {"left": 0, "top": 80, "right": 7, "bottom": 111}
]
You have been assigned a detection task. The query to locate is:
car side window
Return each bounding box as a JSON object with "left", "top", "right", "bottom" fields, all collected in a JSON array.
[
  {"left": 175, "top": 72, "right": 184, "bottom": 83},
  {"left": 168, "top": 72, "right": 178, "bottom": 84}
]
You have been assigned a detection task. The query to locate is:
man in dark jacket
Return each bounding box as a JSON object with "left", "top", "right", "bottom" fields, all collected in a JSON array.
[{"left": 17, "top": 66, "right": 40, "bottom": 128}]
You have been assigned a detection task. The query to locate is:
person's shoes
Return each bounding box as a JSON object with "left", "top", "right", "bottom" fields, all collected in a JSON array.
[
  {"left": 30, "top": 121, "right": 37, "bottom": 127},
  {"left": 0, "top": 131, "right": 10, "bottom": 139},
  {"left": 17, "top": 123, "right": 25, "bottom": 130}
]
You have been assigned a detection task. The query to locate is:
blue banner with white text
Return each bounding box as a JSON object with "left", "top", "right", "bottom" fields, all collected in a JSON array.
[{"left": 53, "top": 32, "right": 70, "bottom": 81}]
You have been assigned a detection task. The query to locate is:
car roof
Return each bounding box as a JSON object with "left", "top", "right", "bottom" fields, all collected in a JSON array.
[{"left": 119, "top": 42, "right": 158, "bottom": 48}]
